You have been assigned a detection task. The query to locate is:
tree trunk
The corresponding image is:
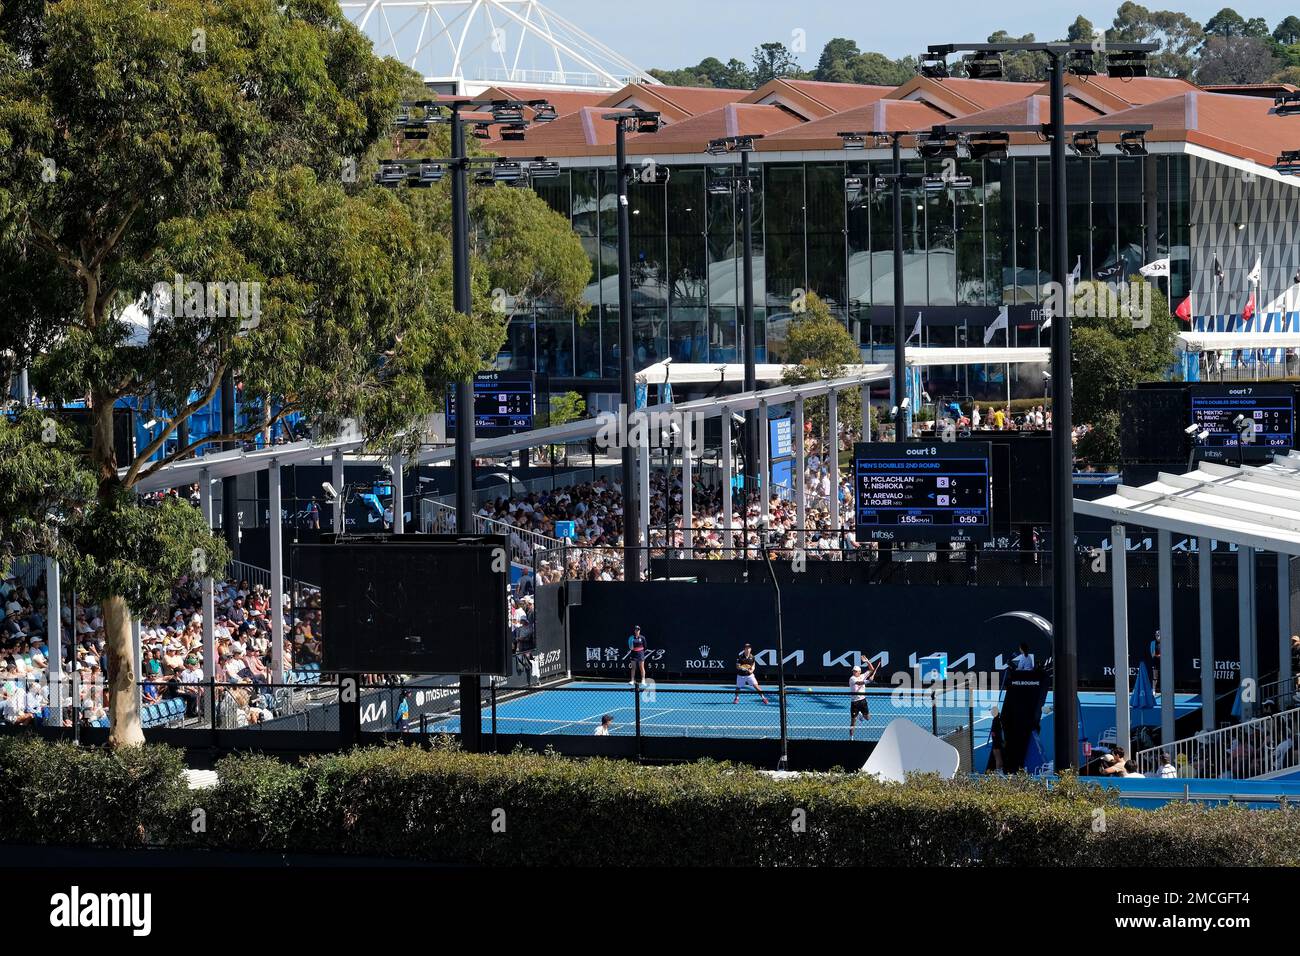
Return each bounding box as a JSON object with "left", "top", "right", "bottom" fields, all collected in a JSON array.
[
  {"left": 90, "top": 387, "right": 145, "bottom": 749},
  {"left": 103, "top": 594, "right": 144, "bottom": 748}
]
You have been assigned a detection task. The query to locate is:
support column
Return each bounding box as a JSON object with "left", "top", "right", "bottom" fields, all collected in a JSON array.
[
  {"left": 638, "top": 423, "right": 650, "bottom": 578},
  {"left": 269, "top": 460, "right": 285, "bottom": 685},
  {"left": 1239, "top": 545, "right": 1256, "bottom": 719},
  {"left": 1280, "top": 553, "right": 1293, "bottom": 703},
  {"left": 794, "top": 396, "right": 807, "bottom": 549},
  {"left": 131, "top": 619, "right": 143, "bottom": 713},
  {"left": 1199, "top": 536, "right": 1215, "bottom": 732},
  {"left": 331, "top": 449, "right": 345, "bottom": 535},
  {"left": 860, "top": 382, "right": 871, "bottom": 441},
  {"left": 199, "top": 469, "right": 216, "bottom": 682},
  {"left": 721, "top": 407, "right": 734, "bottom": 552},
  {"left": 758, "top": 400, "right": 770, "bottom": 525},
  {"left": 45, "top": 556, "right": 63, "bottom": 724},
  {"left": 681, "top": 423, "right": 693, "bottom": 555},
  {"left": 1111, "top": 524, "right": 1132, "bottom": 758},
  {"left": 827, "top": 389, "right": 840, "bottom": 534},
  {"left": 1158, "top": 529, "right": 1175, "bottom": 749},
  {"left": 391, "top": 452, "right": 405, "bottom": 533}
]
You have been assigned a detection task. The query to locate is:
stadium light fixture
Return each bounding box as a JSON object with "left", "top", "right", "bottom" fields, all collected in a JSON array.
[
  {"left": 1276, "top": 93, "right": 1300, "bottom": 116},
  {"left": 531, "top": 103, "right": 559, "bottom": 124},
  {"left": 963, "top": 51, "right": 1003, "bottom": 80},
  {"left": 967, "top": 131, "right": 1009, "bottom": 160},
  {"left": 1275, "top": 149, "right": 1300, "bottom": 175},
  {"left": 1117, "top": 130, "right": 1148, "bottom": 156},
  {"left": 1070, "top": 130, "right": 1101, "bottom": 157},
  {"left": 1106, "top": 50, "right": 1148, "bottom": 78},
  {"left": 837, "top": 131, "right": 868, "bottom": 150},
  {"left": 526, "top": 160, "right": 562, "bottom": 179},
  {"left": 917, "top": 130, "right": 962, "bottom": 159},
  {"left": 919, "top": 52, "right": 950, "bottom": 78},
  {"left": 1068, "top": 49, "right": 1098, "bottom": 76},
  {"left": 412, "top": 162, "right": 445, "bottom": 187}
]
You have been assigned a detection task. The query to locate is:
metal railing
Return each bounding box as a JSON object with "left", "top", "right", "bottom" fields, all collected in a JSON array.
[
  {"left": 420, "top": 499, "right": 560, "bottom": 567},
  {"left": 227, "top": 559, "right": 318, "bottom": 595},
  {"left": 1134, "top": 705, "right": 1300, "bottom": 779}
]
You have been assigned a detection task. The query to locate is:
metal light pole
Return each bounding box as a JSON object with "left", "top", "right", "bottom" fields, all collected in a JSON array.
[
  {"left": 445, "top": 102, "right": 483, "bottom": 753},
  {"left": 614, "top": 118, "right": 639, "bottom": 583},
  {"left": 759, "top": 520, "right": 789, "bottom": 770},
  {"left": 1045, "top": 49, "right": 1079, "bottom": 772},
  {"left": 920, "top": 41, "right": 1154, "bottom": 771},
  {"left": 740, "top": 147, "right": 760, "bottom": 525},
  {"left": 891, "top": 135, "right": 907, "bottom": 442},
  {"left": 382, "top": 96, "right": 558, "bottom": 752},
  {"left": 706, "top": 135, "right": 764, "bottom": 562}
]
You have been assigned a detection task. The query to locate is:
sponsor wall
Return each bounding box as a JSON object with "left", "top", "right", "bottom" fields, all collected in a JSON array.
[{"left": 556, "top": 579, "right": 1277, "bottom": 687}]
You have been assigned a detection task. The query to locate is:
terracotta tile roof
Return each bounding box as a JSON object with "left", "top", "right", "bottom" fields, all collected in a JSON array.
[
  {"left": 1049, "top": 74, "right": 1198, "bottom": 113},
  {"left": 600, "top": 83, "right": 749, "bottom": 121},
  {"left": 760, "top": 99, "right": 945, "bottom": 149},
  {"left": 742, "top": 78, "right": 893, "bottom": 118},
  {"left": 623, "top": 103, "right": 804, "bottom": 155},
  {"left": 947, "top": 94, "right": 1101, "bottom": 129},
  {"left": 886, "top": 76, "right": 1042, "bottom": 116},
  {"left": 479, "top": 85, "right": 610, "bottom": 118},
  {"left": 1097, "top": 91, "right": 1300, "bottom": 167}
]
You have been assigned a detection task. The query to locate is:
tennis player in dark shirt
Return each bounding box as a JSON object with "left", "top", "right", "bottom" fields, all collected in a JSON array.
[{"left": 732, "top": 643, "right": 770, "bottom": 705}]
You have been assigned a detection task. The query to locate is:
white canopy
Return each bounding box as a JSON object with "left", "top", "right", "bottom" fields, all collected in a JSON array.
[
  {"left": 634, "top": 348, "right": 1049, "bottom": 385},
  {"left": 1074, "top": 456, "right": 1300, "bottom": 556},
  {"left": 1177, "top": 331, "right": 1300, "bottom": 353}
]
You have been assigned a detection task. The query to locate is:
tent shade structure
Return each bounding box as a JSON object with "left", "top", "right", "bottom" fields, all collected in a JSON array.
[
  {"left": 1074, "top": 456, "right": 1300, "bottom": 753},
  {"left": 862, "top": 718, "right": 961, "bottom": 782},
  {"left": 1177, "top": 331, "right": 1300, "bottom": 352}
]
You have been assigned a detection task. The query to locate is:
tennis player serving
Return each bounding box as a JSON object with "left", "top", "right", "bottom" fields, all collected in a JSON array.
[
  {"left": 848, "top": 654, "right": 879, "bottom": 740},
  {"left": 732, "top": 642, "right": 770, "bottom": 705}
]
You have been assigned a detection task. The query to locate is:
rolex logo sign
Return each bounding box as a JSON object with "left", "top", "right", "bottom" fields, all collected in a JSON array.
[{"left": 699, "top": 645, "right": 710, "bottom": 658}]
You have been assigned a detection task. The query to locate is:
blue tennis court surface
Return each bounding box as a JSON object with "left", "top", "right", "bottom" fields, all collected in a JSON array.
[{"left": 416, "top": 680, "right": 1008, "bottom": 741}]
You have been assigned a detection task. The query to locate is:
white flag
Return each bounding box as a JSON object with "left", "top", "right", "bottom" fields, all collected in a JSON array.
[
  {"left": 1139, "top": 258, "right": 1170, "bottom": 278},
  {"left": 905, "top": 311, "right": 922, "bottom": 344},
  {"left": 1247, "top": 257, "right": 1262, "bottom": 285},
  {"left": 983, "top": 305, "right": 1009, "bottom": 346}
]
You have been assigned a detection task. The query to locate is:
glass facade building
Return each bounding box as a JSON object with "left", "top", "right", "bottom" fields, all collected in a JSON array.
[{"left": 511, "top": 154, "right": 1191, "bottom": 401}]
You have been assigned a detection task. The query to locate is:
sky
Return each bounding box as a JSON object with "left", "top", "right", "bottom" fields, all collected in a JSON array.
[{"left": 541, "top": 0, "right": 1298, "bottom": 69}]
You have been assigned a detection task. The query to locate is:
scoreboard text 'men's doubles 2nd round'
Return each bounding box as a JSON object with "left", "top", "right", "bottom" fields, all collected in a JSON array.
[{"left": 852, "top": 442, "right": 993, "bottom": 543}]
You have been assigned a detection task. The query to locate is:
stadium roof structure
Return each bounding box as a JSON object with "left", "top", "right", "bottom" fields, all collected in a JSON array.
[
  {"left": 1075, "top": 457, "right": 1300, "bottom": 759},
  {"left": 1075, "top": 458, "right": 1300, "bottom": 556},
  {"left": 631, "top": 349, "right": 1050, "bottom": 386},
  {"left": 340, "top": 0, "right": 658, "bottom": 91}
]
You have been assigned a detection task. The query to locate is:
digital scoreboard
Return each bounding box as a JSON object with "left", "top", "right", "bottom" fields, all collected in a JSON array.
[
  {"left": 852, "top": 441, "right": 992, "bottom": 542},
  {"left": 1189, "top": 383, "right": 1294, "bottom": 461},
  {"left": 446, "top": 371, "right": 545, "bottom": 439}
]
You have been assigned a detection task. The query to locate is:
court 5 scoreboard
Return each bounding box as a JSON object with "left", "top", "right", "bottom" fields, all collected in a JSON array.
[
  {"left": 852, "top": 441, "right": 993, "bottom": 543},
  {"left": 1189, "top": 383, "right": 1294, "bottom": 461},
  {"left": 446, "top": 371, "right": 546, "bottom": 438}
]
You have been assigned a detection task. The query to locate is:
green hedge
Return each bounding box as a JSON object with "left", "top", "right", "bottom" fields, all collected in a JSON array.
[
  {"left": 0, "top": 736, "right": 188, "bottom": 848},
  {"left": 3, "top": 735, "right": 1300, "bottom": 865}
]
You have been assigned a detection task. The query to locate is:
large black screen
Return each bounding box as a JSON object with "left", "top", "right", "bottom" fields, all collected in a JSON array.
[{"left": 312, "top": 535, "right": 509, "bottom": 674}]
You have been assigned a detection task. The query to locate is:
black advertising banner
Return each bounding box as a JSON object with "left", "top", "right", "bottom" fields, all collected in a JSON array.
[{"left": 561, "top": 580, "right": 1274, "bottom": 686}]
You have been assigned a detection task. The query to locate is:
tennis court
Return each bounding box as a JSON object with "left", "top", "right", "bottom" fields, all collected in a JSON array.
[{"left": 415, "top": 680, "right": 1004, "bottom": 741}]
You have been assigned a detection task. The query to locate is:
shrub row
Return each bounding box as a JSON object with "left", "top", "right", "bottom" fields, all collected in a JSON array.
[{"left": 2, "top": 735, "right": 1299, "bottom": 865}]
